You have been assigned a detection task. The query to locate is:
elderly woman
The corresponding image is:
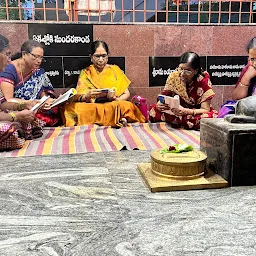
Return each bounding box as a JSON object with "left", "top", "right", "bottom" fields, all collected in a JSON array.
[
  {"left": 149, "top": 52, "right": 218, "bottom": 130},
  {"left": 0, "top": 39, "right": 60, "bottom": 126},
  {"left": 0, "top": 35, "right": 44, "bottom": 151},
  {"left": 218, "top": 37, "right": 256, "bottom": 117},
  {"left": 62, "top": 40, "right": 145, "bottom": 127},
  {"left": 0, "top": 34, "right": 11, "bottom": 72}
]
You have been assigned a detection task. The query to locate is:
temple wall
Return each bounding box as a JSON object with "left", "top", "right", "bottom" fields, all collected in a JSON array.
[{"left": 1, "top": 22, "right": 255, "bottom": 110}]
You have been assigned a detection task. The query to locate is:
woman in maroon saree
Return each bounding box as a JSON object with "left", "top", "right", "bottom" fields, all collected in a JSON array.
[{"left": 149, "top": 52, "right": 218, "bottom": 130}]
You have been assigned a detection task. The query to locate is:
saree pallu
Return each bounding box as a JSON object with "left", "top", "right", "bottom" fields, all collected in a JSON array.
[
  {"left": 0, "top": 64, "right": 60, "bottom": 126},
  {"left": 149, "top": 105, "right": 218, "bottom": 130},
  {"left": 218, "top": 63, "right": 256, "bottom": 118},
  {"left": 149, "top": 70, "right": 218, "bottom": 130},
  {"left": 62, "top": 100, "right": 146, "bottom": 128},
  {"left": 0, "top": 118, "right": 44, "bottom": 151}
]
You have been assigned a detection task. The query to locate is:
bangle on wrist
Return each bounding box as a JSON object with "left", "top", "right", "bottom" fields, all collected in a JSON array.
[
  {"left": 239, "top": 82, "right": 249, "bottom": 88},
  {"left": 9, "top": 112, "right": 17, "bottom": 122},
  {"left": 192, "top": 109, "right": 196, "bottom": 116},
  {"left": 78, "top": 95, "right": 84, "bottom": 102}
]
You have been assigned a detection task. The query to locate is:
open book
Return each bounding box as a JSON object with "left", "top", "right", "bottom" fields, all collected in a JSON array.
[
  {"left": 31, "top": 88, "right": 77, "bottom": 112},
  {"left": 94, "top": 88, "right": 116, "bottom": 103},
  {"left": 158, "top": 94, "right": 180, "bottom": 115},
  {"left": 31, "top": 95, "right": 50, "bottom": 112},
  {"left": 50, "top": 88, "right": 77, "bottom": 108}
]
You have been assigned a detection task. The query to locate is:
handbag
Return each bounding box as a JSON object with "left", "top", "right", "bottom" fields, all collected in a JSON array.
[{"left": 131, "top": 95, "right": 151, "bottom": 122}]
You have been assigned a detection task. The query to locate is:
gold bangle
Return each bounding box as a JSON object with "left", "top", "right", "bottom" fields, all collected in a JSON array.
[
  {"left": 193, "top": 109, "right": 196, "bottom": 116},
  {"left": 239, "top": 82, "right": 249, "bottom": 87},
  {"left": 9, "top": 112, "right": 17, "bottom": 122}
]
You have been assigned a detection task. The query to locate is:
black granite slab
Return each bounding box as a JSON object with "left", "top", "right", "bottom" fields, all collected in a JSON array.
[{"left": 200, "top": 118, "right": 256, "bottom": 186}]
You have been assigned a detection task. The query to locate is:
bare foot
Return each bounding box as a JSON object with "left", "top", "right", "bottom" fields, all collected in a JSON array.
[{"left": 120, "top": 118, "right": 128, "bottom": 127}]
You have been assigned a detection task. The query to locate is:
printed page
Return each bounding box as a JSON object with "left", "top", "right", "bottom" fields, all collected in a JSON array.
[
  {"left": 158, "top": 94, "right": 180, "bottom": 115},
  {"left": 50, "top": 88, "right": 76, "bottom": 108},
  {"left": 31, "top": 95, "right": 50, "bottom": 112}
]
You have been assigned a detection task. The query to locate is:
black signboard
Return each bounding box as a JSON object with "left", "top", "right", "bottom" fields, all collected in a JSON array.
[
  {"left": 28, "top": 24, "right": 93, "bottom": 56},
  {"left": 207, "top": 56, "right": 247, "bottom": 85},
  {"left": 63, "top": 56, "right": 126, "bottom": 88},
  {"left": 149, "top": 56, "right": 207, "bottom": 87},
  {"left": 41, "top": 57, "right": 63, "bottom": 88}
]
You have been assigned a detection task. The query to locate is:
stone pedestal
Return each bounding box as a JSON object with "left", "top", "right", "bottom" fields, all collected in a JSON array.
[{"left": 200, "top": 118, "right": 256, "bottom": 186}]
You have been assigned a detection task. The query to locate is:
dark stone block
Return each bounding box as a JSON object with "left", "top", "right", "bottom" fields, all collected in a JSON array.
[{"left": 200, "top": 118, "right": 256, "bottom": 186}]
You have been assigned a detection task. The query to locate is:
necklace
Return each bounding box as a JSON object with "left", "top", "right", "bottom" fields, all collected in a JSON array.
[{"left": 19, "top": 63, "right": 25, "bottom": 85}]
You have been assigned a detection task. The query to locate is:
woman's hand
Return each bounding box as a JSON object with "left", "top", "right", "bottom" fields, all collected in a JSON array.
[
  {"left": 244, "top": 65, "right": 256, "bottom": 81},
  {"left": 42, "top": 98, "right": 55, "bottom": 110},
  {"left": 171, "top": 106, "right": 190, "bottom": 116},
  {"left": 22, "top": 100, "right": 40, "bottom": 110},
  {"left": 15, "top": 110, "right": 35, "bottom": 123},
  {"left": 87, "top": 89, "right": 106, "bottom": 99},
  {"left": 156, "top": 101, "right": 170, "bottom": 112}
]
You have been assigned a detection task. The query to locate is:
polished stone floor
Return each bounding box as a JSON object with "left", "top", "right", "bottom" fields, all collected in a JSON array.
[{"left": 0, "top": 150, "right": 255, "bottom": 256}]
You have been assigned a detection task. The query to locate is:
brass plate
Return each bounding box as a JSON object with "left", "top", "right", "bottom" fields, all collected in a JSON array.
[{"left": 138, "top": 163, "right": 228, "bottom": 193}]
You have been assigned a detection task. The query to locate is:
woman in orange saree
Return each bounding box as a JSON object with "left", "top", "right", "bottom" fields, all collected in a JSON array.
[{"left": 62, "top": 40, "right": 145, "bottom": 127}]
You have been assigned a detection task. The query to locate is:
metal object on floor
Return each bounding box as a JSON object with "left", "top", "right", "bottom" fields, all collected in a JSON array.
[{"left": 138, "top": 149, "right": 228, "bottom": 192}]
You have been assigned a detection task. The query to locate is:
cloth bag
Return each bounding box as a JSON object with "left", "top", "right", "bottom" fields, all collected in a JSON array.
[{"left": 131, "top": 95, "right": 151, "bottom": 122}]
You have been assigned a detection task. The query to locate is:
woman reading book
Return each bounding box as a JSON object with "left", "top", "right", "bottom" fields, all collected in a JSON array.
[
  {"left": 0, "top": 40, "right": 60, "bottom": 126},
  {"left": 62, "top": 40, "right": 145, "bottom": 127},
  {"left": 149, "top": 52, "right": 218, "bottom": 130},
  {"left": 0, "top": 35, "right": 44, "bottom": 151}
]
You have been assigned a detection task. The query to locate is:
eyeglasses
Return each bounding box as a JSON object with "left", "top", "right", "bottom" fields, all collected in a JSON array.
[
  {"left": 29, "top": 52, "right": 45, "bottom": 61},
  {"left": 249, "top": 58, "right": 256, "bottom": 62},
  {"left": 177, "top": 67, "right": 193, "bottom": 76},
  {"left": 4, "top": 52, "right": 11, "bottom": 57},
  {"left": 93, "top": 54, "right": 108, "bottom": 60}
]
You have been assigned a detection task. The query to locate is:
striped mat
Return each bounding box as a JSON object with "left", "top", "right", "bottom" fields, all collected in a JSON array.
[{"left": 0, "top": 123, "right": 200, "bottom": 157}]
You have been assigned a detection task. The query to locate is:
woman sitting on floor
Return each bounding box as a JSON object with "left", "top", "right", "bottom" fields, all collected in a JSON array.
[
  {"left": 218, "top": 37, "right": 256, "bottom": 117},
  {"left": 62, "top": 40, "right": 145, "bottom": 128},
  {"left": 0, "top": 34, "right": 11, "bottom": 72},
  {"left": 0, "top": 35, "right": 43, "bottom": 151},
  {"left": 149, "top": 52, "right": 218, "bottom": 130},
  {"left": 0, "top": 40, "right": 60, "bottom": 127}
]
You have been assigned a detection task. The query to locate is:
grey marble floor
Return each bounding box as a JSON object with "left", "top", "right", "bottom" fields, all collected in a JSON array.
[{"left": 0, "top": 150, "right": 255, "bottom": 256}]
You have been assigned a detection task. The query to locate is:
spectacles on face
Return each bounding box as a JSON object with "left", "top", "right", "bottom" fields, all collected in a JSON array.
[
  {"left": 249, "top": 58, "right": 256, "bottom": 62},
  {"left": 29, "top": 52, "right": 45, "bottom": 62},
  {"left": 177, "top": 67, "right": 193, "bottom": 76},
  {"left": 4, "top": 51, "right": 11, "bottom": 58},
  {"left": 93, "top": 54, "right": 108, "bottom": 60}
]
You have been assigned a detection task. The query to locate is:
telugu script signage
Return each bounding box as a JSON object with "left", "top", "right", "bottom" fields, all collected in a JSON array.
[
  {"left": 149, "top": 56, "right": 247, "bottom": 87},
  {"left": 149, "top": 56, "right": 206, "bottom": 87},
  {"left": 207, "top": 56, "right": 247, "bottom": 85},
  {"left": 41, "top": 57, "right": 63, "bottom": 88},
  {"left": 28, "top": 24, "right": 93, "bottom": 56}
]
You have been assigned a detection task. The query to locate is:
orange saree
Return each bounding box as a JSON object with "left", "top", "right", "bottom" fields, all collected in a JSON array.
[{"left": 62, "top": 64, "right": 145, "bottom": 127}]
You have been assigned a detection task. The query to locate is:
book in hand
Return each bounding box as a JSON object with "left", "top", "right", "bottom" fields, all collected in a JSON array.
[
  {"left": 94, "top": 88, "right": 116, "bottom": 103},
  {"left": 158, "top": 94, "right": 180, "bottom": 115},
  {"left": 31, "top": 95, "right": 50, "bottom": 112},
  {"left": 31, "top": 88, "right": 77, "bottom": 112},
  {"left": 50, "top": 88, "right": 77, "bottom": 108}
]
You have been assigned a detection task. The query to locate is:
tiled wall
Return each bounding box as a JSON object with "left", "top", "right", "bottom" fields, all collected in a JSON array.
[{"left": 1, "top": 23, "right": 255, "bottom": 111}]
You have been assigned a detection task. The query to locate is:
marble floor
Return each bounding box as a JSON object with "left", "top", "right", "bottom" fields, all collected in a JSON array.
[{"left": 0, "top": 150, "right": 255, "bottom": 256}]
